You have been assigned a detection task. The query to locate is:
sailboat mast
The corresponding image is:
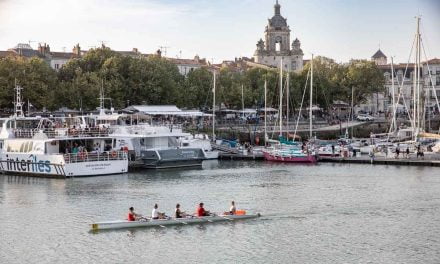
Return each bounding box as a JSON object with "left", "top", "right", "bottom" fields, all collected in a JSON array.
[
  {"left": 279, "top": 58, "right": 283, "bottom": 137},
  {"left": 351, "top": 86, "right": 354, "bottom": 138},
  {"left": 264, "top": 79, "right": 267, "bottom": 146},
  {"left": 417, "top": 17, "right": 422, "bottom": 134},
  {"left": 391, "top": 57, "right": 396, "bottom": 132},
  {"left": 241, "top": 84, "right": 245, "bottom": 119},
  {"left": 413, "top": 16, "right": 422, "bottom": 139},
  {"left": 286, "top": 66, "right": 290, "bottom": 138},
  {"left": 310, "top": 54, "right": 314, "bottom": 139},
  {"left": 212, "top": 71, "right": 216, "bottom": 141}
]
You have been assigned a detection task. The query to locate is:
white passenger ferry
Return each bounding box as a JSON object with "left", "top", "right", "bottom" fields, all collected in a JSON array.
[{"left": 0, "top": 117, "right": 128, "bottom": 177}]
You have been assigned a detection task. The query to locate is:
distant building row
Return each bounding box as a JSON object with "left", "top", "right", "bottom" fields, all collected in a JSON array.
[{"left": 358, "top": 49, "right": 440, "bottom": 114}]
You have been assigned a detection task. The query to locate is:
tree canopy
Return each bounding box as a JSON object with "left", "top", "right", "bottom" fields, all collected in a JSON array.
[{"left": 0, "top": 49, "right": 385, "bottom": 113}]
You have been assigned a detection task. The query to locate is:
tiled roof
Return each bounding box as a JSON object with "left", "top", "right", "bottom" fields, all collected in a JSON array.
[
  {"left": 377, "top": 63, "right": 415, "bottom": 70},
  {"left": 51, "top": 52, "right": 74, "bottom": 59},
  {"left": 426, "top": 58, "right": 440, "bottom": 65},
  {"left": 0, "top": 51, "right": 16, "bottom": 58},
  {"left": 115, "top": 51, "right": 141, "bottom": 57},
  {"left": 8, "top": 48, "right": 41, "bottom": 58},
  {"left": 168, "top": 58, "right": 204, "bottom": 66}
]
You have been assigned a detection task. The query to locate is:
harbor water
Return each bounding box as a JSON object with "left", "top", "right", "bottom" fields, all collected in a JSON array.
[{"left": 1, "top": 161, "right": 439, "bottom": 263}]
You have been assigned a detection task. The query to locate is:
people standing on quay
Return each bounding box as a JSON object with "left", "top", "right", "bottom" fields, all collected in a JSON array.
[
  {"left": 416, "top": 145, "right": 424, "bottom": 159},
  {"left": 395, "top": 145, "right": 400, "bottom": 159},
  {"left": 406, "top": 147, "right": 410, "bottom": 159}
]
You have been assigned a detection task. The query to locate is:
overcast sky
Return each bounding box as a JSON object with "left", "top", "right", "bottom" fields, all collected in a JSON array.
[{"left": 0, "top": 0, "right": 439, "bottom": 63}]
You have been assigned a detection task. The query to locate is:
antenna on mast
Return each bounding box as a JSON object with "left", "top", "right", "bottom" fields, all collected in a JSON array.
[
  {"left": 158, "top": 46, "right": 171, "bottom": 57},
  {"left": 98, "top": 79, "right": 112, "bottom": 115},
  {"left": 14, "top": 80, "right": 24, "bottom": 117}
]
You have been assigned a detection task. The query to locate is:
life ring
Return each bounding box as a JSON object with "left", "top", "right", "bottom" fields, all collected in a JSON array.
[{"left": 111, "top": 151, "right": 117, "bottom": 158}]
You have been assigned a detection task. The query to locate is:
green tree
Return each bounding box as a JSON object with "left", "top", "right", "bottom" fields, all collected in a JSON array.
[
  {"left": 0, "top": 57, "right": 57, "bottom": 110},
  {"left": 182, "top": 68, "right": 213, "bottom": 109}
]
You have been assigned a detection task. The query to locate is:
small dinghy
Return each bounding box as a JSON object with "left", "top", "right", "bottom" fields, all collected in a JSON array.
[{"left": 90, "top": 213, "right": 261, "bottom": 231}]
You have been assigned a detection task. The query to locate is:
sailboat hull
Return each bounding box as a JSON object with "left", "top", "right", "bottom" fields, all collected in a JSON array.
[{"left": 263, "top": 151, "right": 317, "bottom": 163}]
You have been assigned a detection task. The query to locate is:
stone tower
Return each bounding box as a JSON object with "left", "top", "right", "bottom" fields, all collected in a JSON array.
[{"left": 254, "top": 0, "right": 304, "bottom": 71}]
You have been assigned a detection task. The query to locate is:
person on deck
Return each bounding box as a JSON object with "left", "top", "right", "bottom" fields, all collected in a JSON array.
[
  {"left": 72, "top": 143, "right": 79, "bottom": 154},
  {"left": 197, "top": 202, "right": 210, "bottom": 217},
  {"left": 128, "top": 207, "right": 141, "bottom": 221}
]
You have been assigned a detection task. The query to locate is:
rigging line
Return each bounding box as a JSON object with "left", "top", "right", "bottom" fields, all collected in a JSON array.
[
  {"left": 421, "top": 41, "right": 440, "bottom": 124},
  {"left": 293, "top": 67, "right": 311, "bottom": 141},
  {"left": 202, "top": 72, "right": 213, "bottom": 109},
  {"left": 270, "top": 70, "right": 281, "bottom": 139},
  {"left": 389, "top": 34, "right": 417, "bottom": 133}
]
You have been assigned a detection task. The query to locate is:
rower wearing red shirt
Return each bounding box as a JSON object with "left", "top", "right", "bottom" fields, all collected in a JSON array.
[
  {"left": 127, "top": 207, "right": 141, "bottom": 221},
  {"left": 197, "top": 202, "right": 210, "bottom": 217}
]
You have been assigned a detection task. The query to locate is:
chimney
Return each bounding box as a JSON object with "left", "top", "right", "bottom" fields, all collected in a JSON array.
[
  {"left": 132, "top": 48, "right": 138, "bottom": 53},
  {"left": 38, "top": 43, "right": 50, "bottom": 56},
  {"left": 73, "top": 43, "right": 81, "bottom": 56}
]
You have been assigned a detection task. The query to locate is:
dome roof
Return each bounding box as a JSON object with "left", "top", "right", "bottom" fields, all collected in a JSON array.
[
  {"left": 269, "top": 1, "right": 287, "bottom": 28},
  {"left": 269, "top": 15, "right": 287, "bottom": 28}
]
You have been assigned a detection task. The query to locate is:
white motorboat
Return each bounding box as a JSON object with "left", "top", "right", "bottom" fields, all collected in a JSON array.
[
  {"left": 90, "top": 213, "right": 261, "bottom": 231},
  {"left": 179, "top": 134, "right": 219, "bottom": 160}
]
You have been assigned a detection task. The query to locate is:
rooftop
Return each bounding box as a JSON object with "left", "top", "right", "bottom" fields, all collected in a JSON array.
[{"left": 372, "top": 49, "right": 387, "bottom": 59}]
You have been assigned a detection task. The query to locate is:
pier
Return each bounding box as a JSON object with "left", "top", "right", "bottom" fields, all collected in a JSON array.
[
  {"left": 319, "top": 156, "right": 440, "bottom": 167},
  {"left": 218, "top": 152, "right": 264, "bottom": 160}
]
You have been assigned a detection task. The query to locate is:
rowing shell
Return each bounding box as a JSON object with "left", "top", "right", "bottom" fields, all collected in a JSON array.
[{"left": 90, "top": 214, "right": 261, "bottom": 231}]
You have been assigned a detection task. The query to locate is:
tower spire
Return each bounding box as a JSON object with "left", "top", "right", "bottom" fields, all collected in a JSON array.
[{"left": 274, "top": 0, "right": 281, "bottom": 15}]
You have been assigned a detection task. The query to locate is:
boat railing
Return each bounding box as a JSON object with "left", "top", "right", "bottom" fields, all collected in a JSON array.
[
  {"left": 63, "top": 151, "right": 127, "bottom": 164},
  {"left": 12, "top": 128, "right": 111, "bottom": 138}
]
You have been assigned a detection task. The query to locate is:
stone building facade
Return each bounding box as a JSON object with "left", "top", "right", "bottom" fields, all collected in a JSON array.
[{"left": 253, "top": 1, "right": 304, "bottom": 72}]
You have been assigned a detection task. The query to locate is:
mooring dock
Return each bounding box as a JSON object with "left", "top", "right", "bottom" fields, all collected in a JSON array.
[{"left": 319, "top": 156, "right": 440, "bottom": 167}]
